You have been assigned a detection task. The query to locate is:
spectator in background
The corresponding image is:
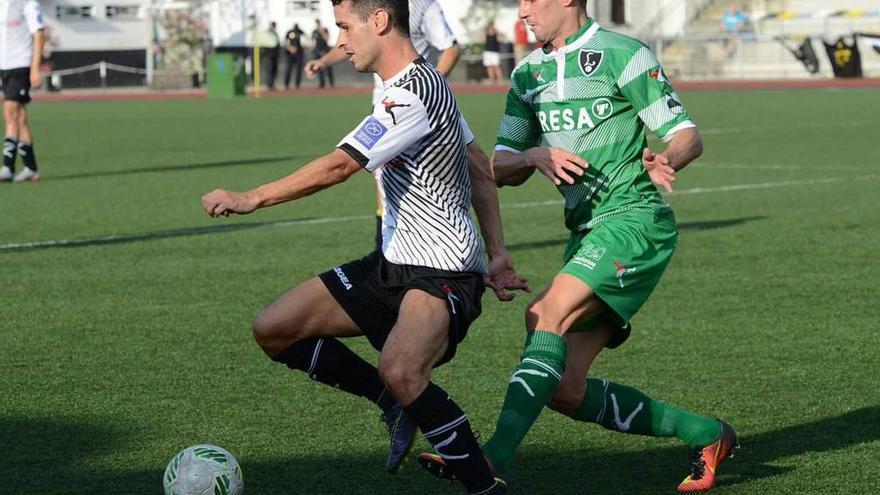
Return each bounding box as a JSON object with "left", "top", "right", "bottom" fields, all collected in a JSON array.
[
  {"left": 720, "top": 3, "right": 748, "bottom": 58},
  {"left": 284, "top": 23, "right": 304, "bottom": 89},
  {"left": 513, "top": 19, "right": 529, "bottom": 63},
  {"left": 311, "top": 19, "right": 334, "bottom": 89},
  {"left": 499, "top": 32, "right": 515, "bottom": 78},
  {"left": 483, "top": 21, "right": 503, "bottom": 83},
  {"left": 264, "top": 21, "right": 281, "bottom": 90}
]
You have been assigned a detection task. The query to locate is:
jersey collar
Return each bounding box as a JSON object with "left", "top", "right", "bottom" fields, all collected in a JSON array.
[
  {"left": 382, "top": 57, "right": 424, "bottom": 89},
  {"left": 542, "top": 18, "right": 600, "bottom": 57}
]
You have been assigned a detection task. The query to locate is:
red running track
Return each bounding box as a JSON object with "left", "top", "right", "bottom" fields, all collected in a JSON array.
[{"left": 32, "top": 78, "right": 880, "bottom": 103}]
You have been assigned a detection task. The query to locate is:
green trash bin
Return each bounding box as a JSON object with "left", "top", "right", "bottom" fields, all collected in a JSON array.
[{"left": 207, "top": 53, "right": 245, "bottom": 98}]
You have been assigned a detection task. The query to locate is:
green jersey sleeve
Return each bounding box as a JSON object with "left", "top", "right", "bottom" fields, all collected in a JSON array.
[
  {"left": 495, "top": 76, "right": 541, "bottom": 152},
  {"left": 615, "top": 45, "right": 693, "bottom": 141}
]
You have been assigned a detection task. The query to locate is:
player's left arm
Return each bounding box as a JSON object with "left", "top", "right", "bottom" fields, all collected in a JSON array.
[
  {"left": 616, "top": 45, "right": 702, "bottom": 191},
  {"left": 25, "top": 0, "right": 44, "bottom": 88},
  {"left": 465, "top": 134, "right": 530, "bottom": 301},
  {"left": 423, "top": 1, "right": 460, "bottom": 77},
  {"left": 201, "top": 150, "right": 362, "bottom": 217},
  {"left": 640, "top": 127, "right": 703, "bottom": 192}
]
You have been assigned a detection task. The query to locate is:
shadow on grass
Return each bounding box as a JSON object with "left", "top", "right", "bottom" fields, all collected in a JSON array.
[
  {"left": 508, "top": 216, "right": 768, "bottom": 253},
  {"left": 43, "top": 155, "right": 301, "bottom": 182},
  {"left": 4, "top": 415, "right": 154, "bottom": 494},
  {"left": 1, "top": 209, "right": 766, "bottom": 255},
  {"left": 7, "top": 406, "right": 877, "bottom": 494},
  {"left": 511, "top": 405, "right": 880, "bottom": 494},
  {"left": 0, "top": 216, "right": 354, "bottom": 253}
]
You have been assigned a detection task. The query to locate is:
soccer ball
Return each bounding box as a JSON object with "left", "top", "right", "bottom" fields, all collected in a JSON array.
[{"left": 163, "top": 444, "right": 244, "bottom": 495}]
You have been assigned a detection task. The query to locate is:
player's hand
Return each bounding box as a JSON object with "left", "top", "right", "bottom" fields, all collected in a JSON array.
[
  {"left": 484, "top": 252, "right": 530, "bottom": 302},
  {"left": 201, "top": 189, "right": 258, "bottom": 218},
  {"left": 29, "top": 71, "right": 43, "bottom": 89},
  {"left": 642, "top": 147, "right": 676, "bottom": 193},
  {"left": 523, "top": 147, "right": 588, "bottom": 186},
  {"left": 305, "top": 60, "right": 324, "bottom": 79}
]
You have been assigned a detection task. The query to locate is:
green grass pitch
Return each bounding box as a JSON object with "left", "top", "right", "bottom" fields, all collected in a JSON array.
[{"left": 2, "top": 87, "right": 879, "bottom": 494}]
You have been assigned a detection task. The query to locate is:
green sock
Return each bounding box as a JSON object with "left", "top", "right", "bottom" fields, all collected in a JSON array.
[
  {"left": 575, "top": 378, "right": 721, "bottom": 448},
  {"left": 483, "top": 330, "right": 566, "bottom": 473}
]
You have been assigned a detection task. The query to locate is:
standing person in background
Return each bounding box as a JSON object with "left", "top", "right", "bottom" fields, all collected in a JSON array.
[
  {"left": 513, "top": 19, "right": 529, "bottom": 63},
  {"left": 483, "top": 21, "right": 503, "bottom": 83},
  {"left": 283, "top": 23, "right": 305, "bottom": 89},
  {"left": 312, "top": 19, "right": 334, "bottom": 88},
  {"left": 0, "top": 0, "right": 44, "bottom": 183},
  {"left": 265, "top": 21, "right": 281, "bottom": 90},
  {"left": 499, "top": 32, "right": 515, "bottom": 77}
]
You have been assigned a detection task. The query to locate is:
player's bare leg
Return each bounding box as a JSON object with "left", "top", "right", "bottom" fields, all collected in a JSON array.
[
  {"left": 252, "top": 277, "right": 417, "bottom": 472},
  {"left": 383, "top": 290, "right": 505, "bottom": 494},
  {"left": 252, "top": 276, "right": 361, "bottom": 356},
  {"left": 17, "top": 105, "right": 31, "bottom": 143}
]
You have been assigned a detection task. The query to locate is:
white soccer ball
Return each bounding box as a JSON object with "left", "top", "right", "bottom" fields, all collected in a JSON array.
[{"left": 163, "top": 444, "right": 244, "bottom": 495}]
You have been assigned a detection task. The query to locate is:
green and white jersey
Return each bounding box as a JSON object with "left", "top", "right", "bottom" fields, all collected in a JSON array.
[{"left": 496, "top": 19, "right": 695, "bottom": 231}]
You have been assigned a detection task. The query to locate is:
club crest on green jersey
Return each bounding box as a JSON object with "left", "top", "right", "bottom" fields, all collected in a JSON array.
[{"left": 579, "top": 49, "right": 604, "bottom": 76}]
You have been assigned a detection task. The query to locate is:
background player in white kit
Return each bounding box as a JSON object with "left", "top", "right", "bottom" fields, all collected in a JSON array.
[{"left": 0, "top": 0, "right": 44, "bottom": 182}]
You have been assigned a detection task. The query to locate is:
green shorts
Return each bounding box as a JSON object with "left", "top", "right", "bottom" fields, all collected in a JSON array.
[{"left": 561, "top": 209, "right": 678, "bottom": 346}]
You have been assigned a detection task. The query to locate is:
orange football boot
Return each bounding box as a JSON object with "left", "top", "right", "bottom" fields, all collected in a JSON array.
[{"left": 677, "top": 421, "right": 738, "bottom": 492}]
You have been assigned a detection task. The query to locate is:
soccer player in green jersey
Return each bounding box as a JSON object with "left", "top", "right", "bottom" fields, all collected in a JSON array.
[{"left": 419, "top": 1, "right": 737, "bottom": 492}]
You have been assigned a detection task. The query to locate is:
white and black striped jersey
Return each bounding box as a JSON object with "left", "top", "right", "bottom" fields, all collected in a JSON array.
[
  {"left": 372, "top": 0, "right": 457, "bottom": 104},
  {"left": 338, "top": 58, "right": 485, "bottom": 274}
]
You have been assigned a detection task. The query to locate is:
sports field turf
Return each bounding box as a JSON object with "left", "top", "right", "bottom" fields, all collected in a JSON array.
[{"left": 2, "top": 87, "right": 879, "bottom": 494}]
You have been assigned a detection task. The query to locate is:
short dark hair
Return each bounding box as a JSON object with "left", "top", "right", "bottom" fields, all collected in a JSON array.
[{"left": 331, "top": 0, "right": 410, "bottom": 37}]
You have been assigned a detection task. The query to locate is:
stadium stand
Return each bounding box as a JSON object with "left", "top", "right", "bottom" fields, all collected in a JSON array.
[{"left": 655, "top": 0, "right": 880, "bottom": 79}]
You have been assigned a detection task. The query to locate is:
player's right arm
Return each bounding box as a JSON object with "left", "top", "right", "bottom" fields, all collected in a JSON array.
[
  {"left": 203, "top": 87, "right": 432, "bottom": 218},
  {"left": 305, "top": 47, "right": 347, "bottom": 79},
  {"left": 492, "top": 77, "right": 587, "bottom": 187},
  {"left": 201, "top": 149, "right": 362, "bottom": 217}
]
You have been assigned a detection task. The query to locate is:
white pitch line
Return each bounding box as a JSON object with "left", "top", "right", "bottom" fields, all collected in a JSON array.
[
  {"left": 502, "top": 174, "right": 880, "bottom": 210},
  {"left": 2, "top": 175, "right": 878, "bottom": 252},
  {"left": 691, "top": 162, "right": 874, "bottom": 172},
  {"left": 699, "top": 120, "right": 871, "bottom": 136}
]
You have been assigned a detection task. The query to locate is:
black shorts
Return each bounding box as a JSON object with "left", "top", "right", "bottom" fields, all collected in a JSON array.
[
  {"left": 0, "top": 67, "right": 32, "bottom": 104},
  {"left": 319, "top": 251, "right": 485, "bottom": 366}
]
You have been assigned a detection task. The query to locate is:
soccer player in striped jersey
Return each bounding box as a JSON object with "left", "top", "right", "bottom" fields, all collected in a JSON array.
[
  {"left": 419, "top": 1, "right": 737, "bottom": 492},
  {"left": 202, "top": 1, "right": 525, "bottom": 493},
  {"left": 307, "top": 0, "right": 471, "bottom": 249},
  {"left": 307, "top": 0, "right": 509, "bottom": 472}
]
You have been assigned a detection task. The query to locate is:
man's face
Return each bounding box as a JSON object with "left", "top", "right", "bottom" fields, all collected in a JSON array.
[
  {"left": 519, "top": 0, "right": 566, "bottom": 44},
  {"left": 334, "top": 1, "right": 379, "bottom": 73}
]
